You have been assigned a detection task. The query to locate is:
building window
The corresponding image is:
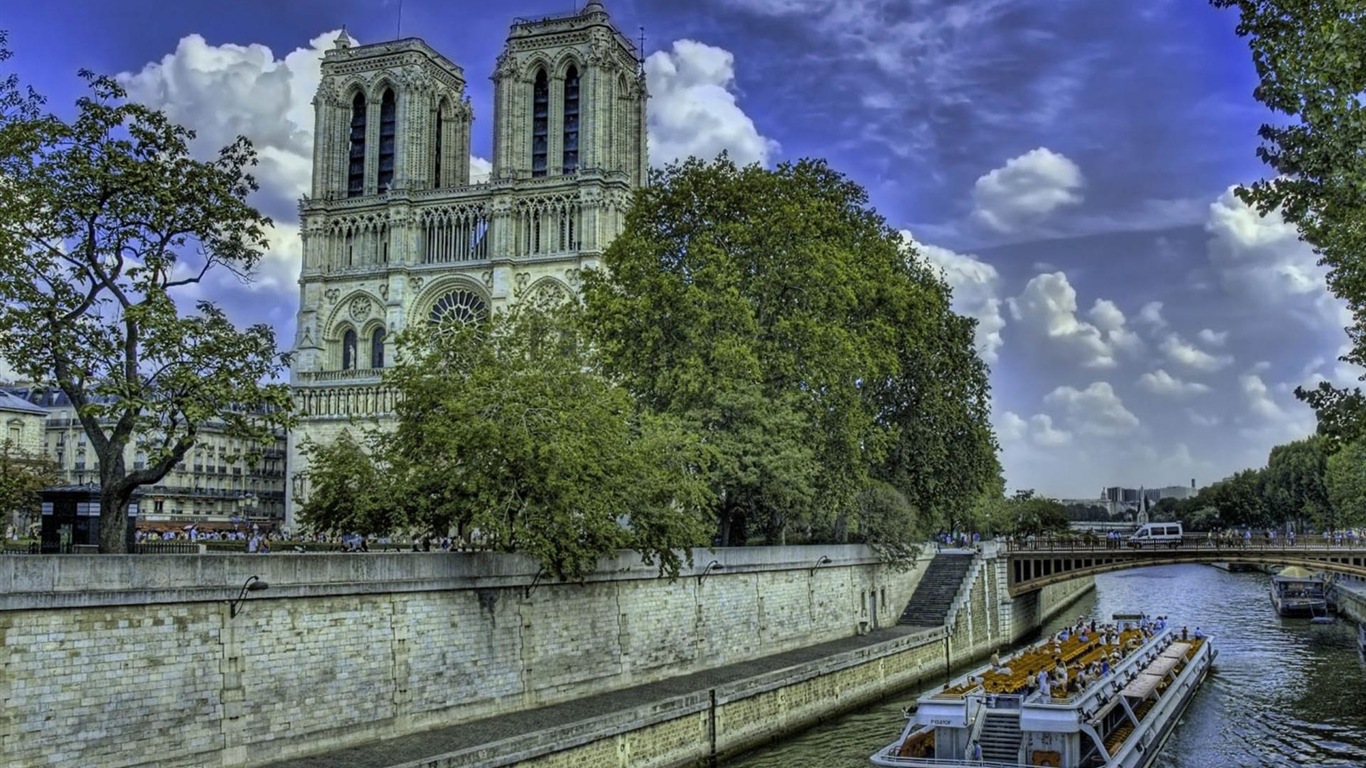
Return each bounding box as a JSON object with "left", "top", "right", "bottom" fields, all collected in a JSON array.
[
  {"left": 348, "top": 93, "right": 366, "bottom": 197},
  {"left": 7, "top": 425, "right": 18, "bottom": 445},
  {"left": 532, "top": 69, "right": 548, "bottom": 177},
  {"left": 378, "top": 89, "right": 397, "bottom": 191},
  {"left": 562, "top": 66, "right": 579, "bottom": 174},
  {"left": 342, "top": 330, "right": 358, "bottom": 370},
  {"left": 434, "top": 106, "right": 444, "bottom": 189},
  {"left": 429, "top": 290, "right": 488, "bottom": 328},
  {"left": 371, "top": 328, "right": 385, "bottom": 368}
]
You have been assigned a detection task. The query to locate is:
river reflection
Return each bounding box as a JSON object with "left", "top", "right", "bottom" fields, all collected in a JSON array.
[{"left": 723, "top": 564, "right": 1366, "bottom": 768}]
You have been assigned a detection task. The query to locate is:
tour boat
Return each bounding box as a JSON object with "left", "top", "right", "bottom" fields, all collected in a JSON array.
[
  {"left": 1269, "top": 566, "right": 1328, "bottom": 617},
  {"left": 871, "top": 614, "right": 1216, "bottom": 768}
]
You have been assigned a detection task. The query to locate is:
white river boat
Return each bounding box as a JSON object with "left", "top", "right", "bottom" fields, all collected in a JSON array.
[{"left": 871, "top": 614, "right": 1215, "bottom": 768}]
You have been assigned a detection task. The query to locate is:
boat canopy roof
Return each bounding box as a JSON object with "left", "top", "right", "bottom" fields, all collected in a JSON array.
[
  {"left": 1121, "top": 650, "right": 1185, "bottom": 698},
  {"left": 1161, "top": 642, "right": 1192, "bottom": 660},
  {"left": 1274, "top": 566, "right": 1320, "bottom": 581}
]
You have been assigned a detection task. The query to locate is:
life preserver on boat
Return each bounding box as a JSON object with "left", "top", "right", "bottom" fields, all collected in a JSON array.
[{"left": 1031, "top": 750, "right": 1062, "bottom": 767}]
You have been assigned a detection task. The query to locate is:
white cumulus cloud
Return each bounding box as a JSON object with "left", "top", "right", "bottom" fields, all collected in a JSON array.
[
  {"left": 646, "top": 40, "right": 779, "bottom": 167},
  {"left": 998, "top": 411, "right": 1071, "bottom": 447},
  {"left": 902, "top": 232, "right": 1006, "bottom": 363},
  {"left": 1008, "top": 272, "right": 1138, "bottom": 369},
  {"left": 1159, "top": 334, "right": 1233, "bottom": 373},
  {"left": 1206, "top": 185, "right": 1349, "bottom": 329},
  {"left": 1136, "top": 300, "right": 1166, "bottom": 329},
  {"left": 1044, "top": 382, "right": 1141, "bottom": 436},
  {"left": 971, "top": 148, "right": 1084, "bottom": 233},
  {"left": 1137, "top": 369, "right": 1211, "bottom": 398}
]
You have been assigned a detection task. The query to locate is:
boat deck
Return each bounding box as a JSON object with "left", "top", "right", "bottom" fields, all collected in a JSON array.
[{"left": 934, "top": 626, "right": 1199, "bottom": 701}]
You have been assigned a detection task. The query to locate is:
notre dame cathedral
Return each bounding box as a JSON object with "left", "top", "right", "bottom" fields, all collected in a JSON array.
[{"left": 286, "top": 0, "right": 647, "bottom": 530}]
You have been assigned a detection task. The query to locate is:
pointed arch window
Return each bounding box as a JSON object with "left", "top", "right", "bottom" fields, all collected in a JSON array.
[
  {"left": 532, "top": 69, "right": 549, "bottom": 177},
  {"left": 342, "top": 330, "right": 358, "bottom": 370},
  {"left": 348, "top": 93, "right": 366, "bottom": 197},
  {"left": 378, "top": 89, "right": 397, "bottom": 191},
  {"left": 434, "top": 103, "right": 445, "bottom": 189},
  {"left": 370, "top": 328, "right": 386, "bottom": 368},
  {"left": 562, "top": 66, "right": 580, "bottom": 174}
]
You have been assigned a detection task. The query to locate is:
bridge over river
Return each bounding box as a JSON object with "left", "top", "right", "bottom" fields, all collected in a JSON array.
[{"left": 1005, "top": 534, "right": 1366, "bottom": 596}]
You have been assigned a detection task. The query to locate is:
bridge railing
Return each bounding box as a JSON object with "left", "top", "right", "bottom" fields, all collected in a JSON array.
[{"left": 1002, "top": 533, "right": 1366, "bottom": 553}]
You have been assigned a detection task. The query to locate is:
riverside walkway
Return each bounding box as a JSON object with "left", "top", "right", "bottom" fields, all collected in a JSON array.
[{"left": 262, "top": 624, "right": 937, "bottom": 768}]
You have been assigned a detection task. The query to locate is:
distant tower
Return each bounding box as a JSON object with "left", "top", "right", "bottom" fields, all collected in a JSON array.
[{"left": 286, "top": 4, "right": 648, "bottom": 531}]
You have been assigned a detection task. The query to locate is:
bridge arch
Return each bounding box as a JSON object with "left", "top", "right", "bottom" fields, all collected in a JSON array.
[{"left": 1006, "top": 538, "right": 1366, "bottom": 597}]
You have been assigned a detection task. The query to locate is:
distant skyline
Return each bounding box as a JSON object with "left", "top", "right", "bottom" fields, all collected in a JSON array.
[{"left": 2, "top": 0, "right": 1350, "bottom": 497}]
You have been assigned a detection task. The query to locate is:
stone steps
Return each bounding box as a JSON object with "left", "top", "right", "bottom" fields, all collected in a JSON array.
[{"left": 897, "top": 552, "right": 976, "bottom": 627}]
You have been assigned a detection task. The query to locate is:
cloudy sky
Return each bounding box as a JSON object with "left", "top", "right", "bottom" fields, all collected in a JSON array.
[{"left": 4, "top": 0, "right": 1352, "bottom": 499}]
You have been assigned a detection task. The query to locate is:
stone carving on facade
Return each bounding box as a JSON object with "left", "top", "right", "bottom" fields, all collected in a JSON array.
[
  {"left": 348, "top": 295, "right": 371, "bottom": 321},
  {"left": 324, "top": 288, "right": 340, "bottom": 304},
  {"left": 396, "top": 66, "right": 432, "bottom": 93},
  {"left": 493, "top": 50, "right": 518, "bottom": 82},
  {"left": 565, "top": 268, "right": 581, "bottom": 288},
  {"left": 515, "top": 272, "right": 530, "bottom": 294},
  {"left": 378, "top": 284, "right": 389, "bottom": 300},
  {"left": 411, "top": 276, "right": 424, "bottom": 291},
  {"left": 481, "top": 270, "right": 493, "bottom": 288}
]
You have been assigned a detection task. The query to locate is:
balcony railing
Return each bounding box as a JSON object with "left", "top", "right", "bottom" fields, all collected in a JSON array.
[{"left": 295, "top": 369, "right": 384, "bottom": 384}]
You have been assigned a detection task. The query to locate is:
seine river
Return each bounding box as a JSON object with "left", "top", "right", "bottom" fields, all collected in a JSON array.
[{"left": 725, "top": 563, "right": 1366, "bottom": 767}]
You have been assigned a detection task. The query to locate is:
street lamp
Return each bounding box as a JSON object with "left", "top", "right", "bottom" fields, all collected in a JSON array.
[
  {"left": 229, "top": 575, "right": 270, "bottom": 618},
  {"left": 810, "top": 555, "right": 832, "bottom": 574},
  {"left": 698, "top": 559, "right": 725, "bottom": 585}
]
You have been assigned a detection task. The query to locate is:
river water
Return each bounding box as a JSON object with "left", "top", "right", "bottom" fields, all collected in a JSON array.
[{"left": 724, "top": 563, "right": 1366, "bottom": 767}]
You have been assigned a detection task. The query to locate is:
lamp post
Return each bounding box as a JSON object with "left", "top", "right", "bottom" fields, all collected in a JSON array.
[
  {"left": 229, "top": 575, "right": 270, "bottom": 618},
  {"left": 698, "top": 559, "right": 725, "bottom": 585}
]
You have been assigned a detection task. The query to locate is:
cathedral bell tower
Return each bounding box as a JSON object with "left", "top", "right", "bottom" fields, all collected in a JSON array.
[
  {"left": 490, "top": 0, "right": 648, "bottom": 187},
  {"left": 287, "top": 4, "right": 648, "bottom": 533},
  {"left": 311, "top": 31, "right": 474, "bottom": 199}
]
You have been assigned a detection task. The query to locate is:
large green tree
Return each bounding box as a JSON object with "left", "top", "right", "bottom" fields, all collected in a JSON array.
[
  {"left": 581, "top": 156, "right": 999, "bottom": 555},
  {"left": 0, "top": 442, "right": 58, "bottom": 535},
  {"left": 303, "top": 300, "right": 712, "bottom": 581},
  {"left": 1262, "top": 436, "right": 1330, "bottom": 531},
  {"left": 0, "top": 42, "right": 293, "bottom": 552},
  {"left": 1212, "top": 1, "right": 1366, "bottom": 433},
  {"left": 1325, "top": 437, "right": 1366, "bottom": 531}
]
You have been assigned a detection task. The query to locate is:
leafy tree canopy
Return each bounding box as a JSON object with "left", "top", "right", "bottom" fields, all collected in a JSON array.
[
  {"left": 302, "top": 299, "right": 712, "bottom": 581},
  {"left": 580, "top": 155, "right": 999, "bottom": 558},
  {"left": 1325, "top": 437, "right": 1366, "bottom": 531},
  {"left": 0, "top": 441, "right": 59, "bottom": 534},
  {"left": 0, "top": 35, "right": 293, "bottom": 551}
]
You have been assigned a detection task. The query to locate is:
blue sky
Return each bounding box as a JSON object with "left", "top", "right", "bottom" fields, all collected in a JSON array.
[{"left": 3, "top": 0, "right": 1352, "bottom": 499}]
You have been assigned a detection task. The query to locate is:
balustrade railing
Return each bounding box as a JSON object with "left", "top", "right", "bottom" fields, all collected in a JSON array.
[{"left": 1003, "top": 533, "right": 1366, "bottom": 553}]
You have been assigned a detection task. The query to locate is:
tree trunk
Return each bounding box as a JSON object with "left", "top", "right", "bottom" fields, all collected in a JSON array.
[{"left": 99, "top": 490, "right": 130, "bottom": 553}]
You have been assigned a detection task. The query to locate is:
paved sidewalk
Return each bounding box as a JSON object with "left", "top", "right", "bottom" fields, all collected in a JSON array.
[{"left": 262, "top": 624, "right": 935, "bottom": 768}]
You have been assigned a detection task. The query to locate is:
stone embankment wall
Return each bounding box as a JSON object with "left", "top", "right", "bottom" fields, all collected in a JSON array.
[
  {"left": 500, "top": 549, "right": 1094, "bottom": 768},
  {"left": 0, "top": 545, "right": 1091, "bottom": 768},
  {"left": 0, "top": 545, "right": 929, "bottom": 768}
]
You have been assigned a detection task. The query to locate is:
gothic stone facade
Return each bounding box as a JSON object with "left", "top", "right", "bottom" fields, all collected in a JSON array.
[{"left": 287, "top": 1, "right": 647, "bottom": 530}]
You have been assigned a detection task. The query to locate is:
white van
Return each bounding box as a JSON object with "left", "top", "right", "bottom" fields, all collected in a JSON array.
[{"left": 1127, "top": 522, "right": 1184, "bottom": 548}]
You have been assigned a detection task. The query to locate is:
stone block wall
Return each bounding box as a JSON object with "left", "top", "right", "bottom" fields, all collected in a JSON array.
[{"left": 0, "top": 545, "right": 929, "bottom": 768}]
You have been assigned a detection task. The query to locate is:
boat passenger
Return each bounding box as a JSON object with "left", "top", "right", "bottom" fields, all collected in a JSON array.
[
  {"left": 1101, "top": 658, "right": 1110, "bottom": 676},
  {"left": 1181, "top": 626, "right": 1188, "bottom": 641},
  {"left": 1194, "top": 626, "right": 1204, "bottom": 639}
]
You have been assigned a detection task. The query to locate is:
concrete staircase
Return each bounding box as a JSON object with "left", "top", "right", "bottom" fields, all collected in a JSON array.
[
  {"left": 977, "top": 710, "right": 1022, "bottom": 763},
  {"left": 897, "top": 552, "right": 976, "bottom": 627}
]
